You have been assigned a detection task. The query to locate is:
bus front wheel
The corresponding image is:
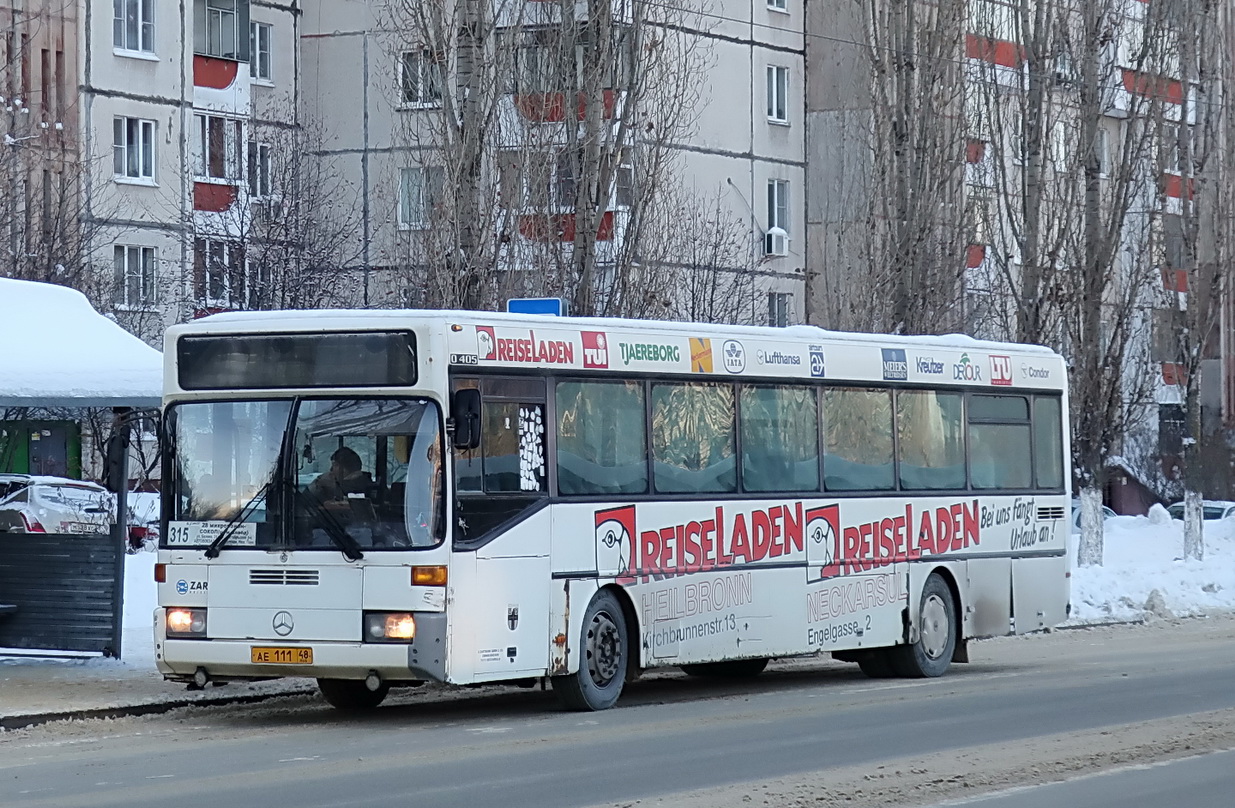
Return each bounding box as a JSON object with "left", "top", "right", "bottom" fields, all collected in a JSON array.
[
  {"left": 551, "top": 589, "right": 628, "bottom": 711},
  {"left": 317, "top": 678, "right": 390, "bottom": 711},
  {"left": 892, "top": 573, "right": 957, "bottom": 678}
]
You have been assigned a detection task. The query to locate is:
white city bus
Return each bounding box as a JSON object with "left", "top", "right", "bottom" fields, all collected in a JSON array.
[{"left": 155, "top": 311, "right": 1071, "bottom": 711}]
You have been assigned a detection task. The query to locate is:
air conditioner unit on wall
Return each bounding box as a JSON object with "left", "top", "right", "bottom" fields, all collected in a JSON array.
[{"left": 764, "top": 226, "right": 789, "bottom": 257}]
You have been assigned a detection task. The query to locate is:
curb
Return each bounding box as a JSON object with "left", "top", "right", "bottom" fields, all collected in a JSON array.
[{"left": 1, "top": 686, "right": 317, "bottom": 732}]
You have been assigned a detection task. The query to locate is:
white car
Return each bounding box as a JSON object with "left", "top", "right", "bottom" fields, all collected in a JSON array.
[
  {"left": 1166, "top": 500, "right": 1235, "bottom": 521},
  {"left": 1070, "top": 500, "right": 1116, "bottom": 534},
  {"left": 0, "top": 474, "right": 114, "bottom": 535}
]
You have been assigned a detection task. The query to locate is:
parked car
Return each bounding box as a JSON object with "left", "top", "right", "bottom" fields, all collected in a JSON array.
[
  {"left": 1070, "top": 499, "right": 1116, "bottom": 534},
  {"left": 126, "top": 491, "right": 161, "bottom": 552},
  {"left": 0, "top": 474, "right": 114, "bottom": 535},
  {"left": 1165, "top": 499, "right": 1235, "bottom": 521}
]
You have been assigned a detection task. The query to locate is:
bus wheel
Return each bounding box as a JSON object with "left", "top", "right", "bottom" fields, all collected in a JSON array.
[
  {"left": 317, "top": 678, "right": 390, "bottom": 711},
  {"left": 680, "top": 658, "right": 769, "bottom": 678},
  {"left": 892, "top": 574, "right": 957, "bottom": 678},
  {"left": 551, "top": 590, "right": 628, "bottom": 711}
]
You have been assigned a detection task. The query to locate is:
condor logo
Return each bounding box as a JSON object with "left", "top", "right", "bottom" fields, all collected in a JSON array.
[
  {"left": 582, "top": 331, "right": 609, "bottom": 369},
  {"left": 990, "top": 355, "right": 1013, "bottom": 386}
]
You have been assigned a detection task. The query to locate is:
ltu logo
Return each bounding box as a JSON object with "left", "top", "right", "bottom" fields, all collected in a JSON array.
[
  {"left": 990, "top": 355, "right": 1013, "bottom": 386},
  {"left": 582, "top": 331, "right": 609, "bottom": 369},
  {"left": 595, "top": 505, "right": 635, "bottom": 580},
  {"left": 806, "top": 505, "right": 840, "bottom": 578},
  {"left": 476, "top": 326, "right": 496, "bottom": 361}
]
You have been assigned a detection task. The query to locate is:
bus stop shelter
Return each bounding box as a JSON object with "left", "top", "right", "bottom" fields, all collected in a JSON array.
[{"left": 0, "top": 278, "right": 162, "bottom": 657}]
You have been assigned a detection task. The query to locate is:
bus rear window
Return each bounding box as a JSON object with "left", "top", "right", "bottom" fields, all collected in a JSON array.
[{"left": 178, "top": 332, "right": 417, "bottom": 390}]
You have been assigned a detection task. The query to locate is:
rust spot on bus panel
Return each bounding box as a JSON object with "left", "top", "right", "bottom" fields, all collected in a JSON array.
[{"left": 550, "top": 583, "right": 570, "bottom": 675}]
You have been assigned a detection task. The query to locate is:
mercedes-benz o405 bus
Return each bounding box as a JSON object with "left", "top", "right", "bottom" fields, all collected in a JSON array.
[{"left": 155, "top": 311, "right": 1070, "bottom": 711}]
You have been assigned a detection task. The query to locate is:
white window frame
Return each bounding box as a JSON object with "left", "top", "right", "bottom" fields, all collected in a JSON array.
[
  {"left": 196, "top": 238, "right": 246, "bottom": 308},
  {"left": 248, "top": 140, "right": 271, "bottom": 197},
  {"left": 194, "top": 113, "right": 243, "bottom": 181},
  {"left": 399, "top": 50, "right": 442, "bottom": 107},
  {"left": 195, "top": 0, "right": 241, "bottom": 60},
  {"left": 113, "top": 116, "right": 156, "bottom": 182},
  {"left": 398, "top": 166, "right": 444, "bottom": 229},
  {"left": 114, "top": 245, "right": 157, "bottom": 308},
  {"left": 768, "top": 291, "right": 791, "bottom": 326},
  {"left": 767, "top": 0, "right": 788, "bottom": 12},
  {"left": 249, "top": 21, "right": 271, "bottom": 81},
  {"left": 765, "top": 179, "right": 790, "bottom": 256},
  {"left": 766, "top": 65, "right": 789, "bottom": 124},
  {"left": 114, "top": 0, "right": 156, "bottom": 54}
]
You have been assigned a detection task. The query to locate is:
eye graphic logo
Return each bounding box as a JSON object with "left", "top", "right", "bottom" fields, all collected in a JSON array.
[
  {"left": 476, "top": 326, "right": 497, "bottom": 361},
  {"left": 595, "top": 505, "right": 635, "bottom": 581},
  {"left": 806, "top": 504, "right": 840, "bottom": 579},
  {"left": 272, "top": 611, "right": 294, "bottom": 637}
]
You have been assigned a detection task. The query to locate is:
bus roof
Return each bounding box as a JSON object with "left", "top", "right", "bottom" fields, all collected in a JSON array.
[{"left": 167, "top": 309, "right": 1066, "bottom": 391}]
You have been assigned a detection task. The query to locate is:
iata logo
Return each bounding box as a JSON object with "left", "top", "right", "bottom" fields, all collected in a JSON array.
[
  {"left": 476, "top": 326, "right": 497, "bottom": 361},
  {"left": 990, "top": 355, "right": 1013, "bottom": 386},
  {"left": 721, "top": 340, "right": 746, "bottom": 373},
  {"left": 595, "top": 505, "right": 634, "bottom": 577},
  {"left": 582, "top": 331, "right": 609, "bottom": 369}
]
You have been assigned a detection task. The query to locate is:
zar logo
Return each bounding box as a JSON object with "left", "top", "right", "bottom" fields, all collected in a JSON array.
[
  {"left": 809, "top": 345, "right": 826, "bottom": 378},
  {"left": 476, "top": 326, "right": 497, "bottom": 361},
  {"left": 176, "top": 579, "right": 206, "bottom": 595},
  {"left": 596, "top": 505, "right": 635, "bottom": 578},
  {"left": 990, "top": 355, "right": 1013, "bottom": 386},
  {"left": 881, "top": 348, "right": 908, "bottom": 381},
  {"left": 721, "top": 339, "right": 746, "bottom": 374},
  {"left": 582, "top": 331, "right": 609, "bottom": 369},
  {"left": 954, "top": 352, "right": 982, "bottom": 382},
  {"left": 806, "top": 505, "right": 840, "bottom": 576},
  {"left": 176, "top": 579, "right": 188, "bottom": 595}
]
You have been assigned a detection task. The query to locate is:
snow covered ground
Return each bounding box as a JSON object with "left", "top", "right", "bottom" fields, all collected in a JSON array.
[{"left": 9, "top": 507, "right": 1235, "bottom": 672}]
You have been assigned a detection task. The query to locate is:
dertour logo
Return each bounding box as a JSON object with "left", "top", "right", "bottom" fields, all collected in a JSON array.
[{"left": 954, "top": 352, "right": 982, "bottom": 382}]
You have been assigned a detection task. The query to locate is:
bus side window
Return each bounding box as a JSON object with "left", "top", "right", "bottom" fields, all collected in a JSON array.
[
  {"left": 556, "top": 381, "right": 648, "bottom": 496},
  {"left": 969, "top": 395, "right": 1032, "bottom": 489},
  {"left": 740, "top": 385, "right": 819, "bottom": 493},
  {"left": 1033, "top": 396, "right": 1064, "bottom": 489},
  {"left": 651, "top": 382, "right": 736, "bottom": 494},
  {"left": 823, "top": 388, "right": 894, "bottom": 491}
]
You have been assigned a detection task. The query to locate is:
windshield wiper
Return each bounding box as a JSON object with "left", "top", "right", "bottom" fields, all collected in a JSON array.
[
  {"left": 204, "top": 480, "right": 271, "bottom": 559},
  {"left": 295, "top": 485, "right": 365, "bottom": 561}
]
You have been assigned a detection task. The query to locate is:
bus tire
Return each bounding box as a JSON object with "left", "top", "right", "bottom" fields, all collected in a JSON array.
[
  {"left": 891, "top": 573, "right": 956, "bottom": 678},
  {"left": 680, "top": 658, "right": 770, "bottom": 678},
  {"left": 856, "top": 650, "right": 897, "bottom": 678},
  {"left": 551, "top": 589, "right": 628, "bottom": 711},
  {"left": 317, "top": 678, "right": 390, "bottom": 711}
]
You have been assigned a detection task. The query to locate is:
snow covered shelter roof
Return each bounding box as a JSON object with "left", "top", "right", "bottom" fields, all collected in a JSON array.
[{"left": 0, "top": 279, "right": 162, "bottom": 408}]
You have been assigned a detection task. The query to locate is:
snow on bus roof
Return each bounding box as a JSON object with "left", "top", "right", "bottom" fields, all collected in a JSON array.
[
  {"left": 178, "top": 309, "right": 1059, "bottom": 356},
  {"left": 0, "top": 278, "right": 162, "bottom": 408}
]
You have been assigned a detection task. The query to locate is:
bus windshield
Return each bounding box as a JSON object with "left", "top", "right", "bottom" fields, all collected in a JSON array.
[{"left": 167, "top": 398, "right": 444, "bottom": 550}]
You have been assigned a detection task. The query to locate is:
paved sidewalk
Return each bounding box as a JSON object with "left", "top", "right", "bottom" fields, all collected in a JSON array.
[{"left": 0, "top": 654, "right": 314, "bottom": 730}]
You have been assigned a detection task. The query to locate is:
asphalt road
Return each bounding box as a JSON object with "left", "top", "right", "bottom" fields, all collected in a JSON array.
[{"left": 4, "top": 617, "right": 1235, "bottom": 808}]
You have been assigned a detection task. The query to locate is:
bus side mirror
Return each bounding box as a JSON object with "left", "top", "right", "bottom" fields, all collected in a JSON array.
[{"left": 452, "top": 389, "right": 481, "bottom": 450}]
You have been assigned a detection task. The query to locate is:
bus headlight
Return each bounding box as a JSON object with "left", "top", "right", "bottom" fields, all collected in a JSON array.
[
  {"left": 364, "top": 612, "right": 416, "bottom": 642},
  {"left": 166, "top": 608, "right": 207, "bottom": 638}
]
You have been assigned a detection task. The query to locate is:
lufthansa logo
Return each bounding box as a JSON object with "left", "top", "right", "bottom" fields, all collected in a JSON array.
[{"left": 272, "top": 611, "right": 294, "bottom": 637}]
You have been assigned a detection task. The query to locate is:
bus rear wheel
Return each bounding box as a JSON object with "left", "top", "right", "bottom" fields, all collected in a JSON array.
[
  {"left": 317, "top": 678, "right": 390, "bottom": 711},
  {"left": 891, "top": 573, "right": 957, "bottom": 678},
  {"left": 551, "top": 589, "right": 628, "bottom": 711},
  {"left": 680, "top": 658, "right": 769, "bottom": 678}
]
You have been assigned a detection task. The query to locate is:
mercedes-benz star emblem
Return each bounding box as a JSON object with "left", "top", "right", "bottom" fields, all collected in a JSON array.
[{"left": 272, "top": 611, "right": 294, "bottom": 637}]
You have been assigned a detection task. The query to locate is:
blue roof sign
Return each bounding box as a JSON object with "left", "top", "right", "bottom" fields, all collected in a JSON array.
[{"left": 506, "top": 298, "right": 567, "bottom": 316}]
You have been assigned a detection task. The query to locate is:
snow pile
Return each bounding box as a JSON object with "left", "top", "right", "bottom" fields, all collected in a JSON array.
[
  {"left": 1069, "top": 512, "right": 1235, "bottom": 623},
  {"left": 0, "top": 278, "right": 162, "bottom": 406}
]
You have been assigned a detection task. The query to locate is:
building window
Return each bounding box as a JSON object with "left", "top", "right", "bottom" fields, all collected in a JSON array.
[
  {"left": 194, "top": 238, "right": 246, "bottom": 307},
  {"left": 767, "top": 0, "right": 788, "bottom": 11},
  {"left": 766, "top": 65, "right": 788, "bottom": 123},
  {"left": 114, "top": 245, "right": 156, "bottom": 307},
  {"left": 400, "top": 50, "right": 442, "bottom": 106},
  {"left": 113, "top": 117, "right": 155, "bottom": 181},
  {"left": 195, "top": 114, "right": 243, "bottom": 180},
  {"left": 249, "top": 21, "right": 271, "bottom": 80},
  {"left": 247, "top": 141, "right": 271, "bottom": 197},
  {"left": 399, "top": 166, "right": 444, "bottom": 228},
  {"left": 768, "top": 292, "right": 791, "bottom": 327},
  {"left": 194, "top": 0, "right": 247, "bottom": 61},
  {"left": 114, "top": 0, "right": 155, "bottom": 53},
  {"left": 765, "top": 179, "right": 789, "bottom": 255}
]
